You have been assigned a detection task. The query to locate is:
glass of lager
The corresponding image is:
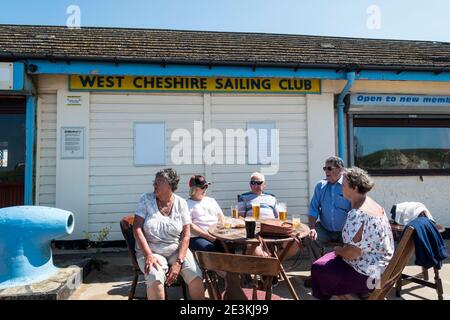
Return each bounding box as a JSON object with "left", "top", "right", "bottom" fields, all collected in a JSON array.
[
  {"left": 231, "top": 205, "right": 239, "bottom": 219},
  {"left": 251, "top": 202, "right": 260, "bottom": 221},
  {"left": 277, "top": 203, "right": 287, "bottom": 221}
]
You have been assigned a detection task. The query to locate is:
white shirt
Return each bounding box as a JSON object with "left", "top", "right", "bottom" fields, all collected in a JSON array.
[
  {"left": 187, "top": 196, "right": 222, "bottom": 237},
  {"left": 134, "top": 192, "right": 191, "bottom": 257}
]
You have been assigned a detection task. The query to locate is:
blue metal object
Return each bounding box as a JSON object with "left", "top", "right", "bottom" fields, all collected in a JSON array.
[
  {"left": 25, "top": 59, "right": 450, "bottom": 82},
  {"left": 0, "top": 206, "right": 75, "bottom": 289},
  {"left": 12, "top": 62, "right": 25, "bottom": 91},
  {"left": 27, "top": 60, "right": 346, "bottom": 79},
  {"left": 336, "top": 72, "right": 355, "bottom": 163},
  {"left": 25, "top": 96, "right": 36, "bottom": 205}
]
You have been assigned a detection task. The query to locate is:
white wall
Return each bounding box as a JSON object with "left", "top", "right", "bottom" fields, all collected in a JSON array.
[
  {"left": 55, "top": 90, "right": 90, "bottom": 239},
  {"left": 306, "top": 93, "right": 336, "bottom": 199},
  {"left": 210, "top": 94, "right": 309, "bottom": 218},
  {"left": 372, "top": 176, "right": 450, "bottom": 226}
]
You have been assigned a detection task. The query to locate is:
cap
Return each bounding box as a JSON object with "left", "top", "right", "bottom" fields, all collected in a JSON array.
[{"left": 189, "top": 175, "right": 212, "bottom": 188}]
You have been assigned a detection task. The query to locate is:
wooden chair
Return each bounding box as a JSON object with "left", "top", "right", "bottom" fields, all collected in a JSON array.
[
  {"left": 336, "top": 226, "right": 415, "bottom": 300},
  {"left": 368, "top": 226, "right": 415, "bottom": 300},
  {"left": 119, "top": 215, "right": 187, "bottom": 300},
  {"left": 195, "top": 251, "right": 283, "bottom": 300},
  {"left": 390, "top": 217, "right": 446, "bottom": 300}
]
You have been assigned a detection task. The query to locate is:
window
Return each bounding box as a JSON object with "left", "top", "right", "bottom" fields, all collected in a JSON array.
[
  {"left": 351, "top": 117, "right": 450, "bottom": 175},
  {"left": 247, "top": 122, "right": 278, "bottom": 165},
  {"left": 134, "top": 122, "right": 165, "bottom": 166},
  {"left": 0, "top": 149, "right": 7, "bottom": 167}
]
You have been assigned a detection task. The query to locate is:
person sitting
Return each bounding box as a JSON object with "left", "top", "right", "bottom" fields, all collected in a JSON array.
[
  {"left": 311, "top": 167, "right": 394, "bottom": 300},
  {"left": 305, "top": 156, "right": 352, "bottom": 263},
  {"left": 238, "top": 172, "right": 278, "bottom": 220},
  {"left": 187, "top": 175, "right": 225, "bottom": 253},
  {"left": 133, "top": 168, "right": 204, "bottom": 300},
  {"left": 238, "top": 172, "right": 298, "bottom": 260}
]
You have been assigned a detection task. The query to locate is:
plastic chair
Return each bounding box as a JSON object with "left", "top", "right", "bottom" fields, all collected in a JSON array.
[{"left": 119, "top": 215, "right": 187, "bottom": 300}]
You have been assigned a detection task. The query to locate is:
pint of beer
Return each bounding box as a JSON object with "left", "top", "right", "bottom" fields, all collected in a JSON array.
[
  {"left": 277, "top": 202, "right": 287, "bottom": 221},
  {"left": 231, "top": 205, "right": 239, "bottom": 219},
  {"left": 251, "top": 203, "right": 260, "bottom": 221}
]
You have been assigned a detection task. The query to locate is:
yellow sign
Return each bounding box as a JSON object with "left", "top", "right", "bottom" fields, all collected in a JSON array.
[{"left": 69, "top": 75, "right": 320, "bottom": 93}]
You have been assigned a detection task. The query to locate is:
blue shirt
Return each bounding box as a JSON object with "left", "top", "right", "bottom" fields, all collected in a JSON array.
[{"left": 308, "top": 177, "right": 351, "bottom": 232}]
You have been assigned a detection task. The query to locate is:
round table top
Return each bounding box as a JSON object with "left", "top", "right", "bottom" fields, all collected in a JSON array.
[{"left": 208, "top": 219, "right": 310, "bottom": 245}]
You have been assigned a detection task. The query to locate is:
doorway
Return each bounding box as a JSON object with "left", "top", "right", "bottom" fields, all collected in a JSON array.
[{"left": 0, "top": 96, "right": 26, "bottom": 208}]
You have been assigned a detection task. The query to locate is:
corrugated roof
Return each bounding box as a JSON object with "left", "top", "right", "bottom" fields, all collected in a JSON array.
[{"left": 1, "top": 24, "right": 449, "bottom": 71}]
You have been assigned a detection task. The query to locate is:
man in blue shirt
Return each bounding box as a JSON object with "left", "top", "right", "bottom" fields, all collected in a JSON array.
[{"left": 306, "top": 156, "right": 351, "bottom": 262}]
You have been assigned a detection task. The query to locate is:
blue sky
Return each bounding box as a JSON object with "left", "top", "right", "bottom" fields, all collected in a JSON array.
[{"left": 0, "top": 0, "right": 449, "bottom": 42}]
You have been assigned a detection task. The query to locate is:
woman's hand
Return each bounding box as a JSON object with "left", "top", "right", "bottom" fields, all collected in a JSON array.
[
  {"left": 166, "top": 261, "right": 182, "bottom": 286},
  {"left": 144, "top": 254, "right": 162, "bottom": 275},
  {"left": 206, "top": 234, "right": 216, "bottom": 242},
  {"left": 309, "top": 228, "right": 318, "bottom": 240},
  {"left": 334, "top": 246, "right": 342, "bottom": 257}
]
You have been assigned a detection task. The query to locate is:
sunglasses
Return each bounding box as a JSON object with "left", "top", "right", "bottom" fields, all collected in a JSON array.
[
  {"left": 250, "top": 180, "right": 264, "bottom": 186},
  {"left": 322, "top": 166, "right": 337, "bottom": 171}
]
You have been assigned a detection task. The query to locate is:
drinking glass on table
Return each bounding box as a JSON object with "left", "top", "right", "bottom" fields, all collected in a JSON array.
[
  {"left": 292, "top": 215, "right": 301, "bottom": 230},
  {"left": 277, "top": 203, "right": 287, "bottom": 221},
  {"left": 251, "top": 202, "right": 260, "bottom": 221},
  {"left": 231, "top": 205, "right": 239, "bottom": 219}
]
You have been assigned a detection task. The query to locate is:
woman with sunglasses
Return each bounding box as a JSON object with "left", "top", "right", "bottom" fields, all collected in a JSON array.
[
  {"left": 187, "top": 175, "right": 226, "bottom": 252},
  {"left": 133, "top": 168, "right": 204, "bottom": 300}
]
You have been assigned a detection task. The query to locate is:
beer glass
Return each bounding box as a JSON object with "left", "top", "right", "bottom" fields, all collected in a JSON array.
[
  {"left": 251, "top": 203, "right": 260, "bottom": 221},
  {"left": 292, "top": 215, "right": 301, "bottom": 230},
  {"left": 231, "top": 205, "right": 239, "bottom": 219},
  {"left": 245, "top": 217, "right": 256, "bottom": 238},
  {"left": 277, "top": 203, "right": 287, "bottom": 221}
]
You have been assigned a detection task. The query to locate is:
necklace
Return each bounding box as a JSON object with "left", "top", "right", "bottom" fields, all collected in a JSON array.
[{"left": 157, "top": 195, "right": 174, "bottom": 216}]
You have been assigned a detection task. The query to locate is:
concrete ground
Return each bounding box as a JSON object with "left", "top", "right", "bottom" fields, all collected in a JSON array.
[{"left": 66, "top": 241, "right": 450, "bottom": 300}]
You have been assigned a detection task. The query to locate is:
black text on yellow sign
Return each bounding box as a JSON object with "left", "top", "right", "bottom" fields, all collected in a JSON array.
[{"left": 69, "top": 75, "right": 321, "bottom": 93}]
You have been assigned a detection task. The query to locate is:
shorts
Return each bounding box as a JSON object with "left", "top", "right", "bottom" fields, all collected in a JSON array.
[{"left": 136, "top": 249, "right": 202, "bottom": 288}]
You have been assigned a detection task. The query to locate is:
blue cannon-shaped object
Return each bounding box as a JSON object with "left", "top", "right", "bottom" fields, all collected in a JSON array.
[{"left": 0, "top": 206, "right": 75, "bottom": 289}]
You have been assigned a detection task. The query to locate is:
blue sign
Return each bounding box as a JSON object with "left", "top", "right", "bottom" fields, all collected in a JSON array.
[{"left": 351, "top": 94, "right": 450, "bottom": 107}]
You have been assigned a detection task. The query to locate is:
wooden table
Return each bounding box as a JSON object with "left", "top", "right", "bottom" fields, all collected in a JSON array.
[{"left": 208, "top": 220, "right": 310, "bottom": 300}]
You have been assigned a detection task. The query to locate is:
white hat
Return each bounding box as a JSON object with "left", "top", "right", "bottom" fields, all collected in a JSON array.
[{"left": 250, "top": 172, "right": 265, "bottom": 181}]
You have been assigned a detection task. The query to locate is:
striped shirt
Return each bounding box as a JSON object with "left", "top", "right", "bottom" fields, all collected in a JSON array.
[{"left": 238, "top": 192, "right": 278, "bottom": 220}]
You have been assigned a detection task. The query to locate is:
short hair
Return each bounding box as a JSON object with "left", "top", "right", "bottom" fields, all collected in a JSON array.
[
  {"left": 155, "top": 168, "right": 180, "bottom": 192},
  {"left": 343, "top": 167, "right": 374, "bottom": 194},
  {"left": 250, "top": 172, "right": 265, "bottom": 181},
  {"left": 325, "top": 156, "right": 344, "bottom": 169}
]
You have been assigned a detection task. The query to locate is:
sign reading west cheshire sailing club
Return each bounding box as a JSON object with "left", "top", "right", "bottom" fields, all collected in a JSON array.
[{"left": 69, "top": 75, "right": 321, "bottom": 94}]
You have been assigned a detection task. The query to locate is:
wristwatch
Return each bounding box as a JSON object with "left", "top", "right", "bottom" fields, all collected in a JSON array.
[{"left": 176, "top": 257, "right": 184, "bottom": 265}]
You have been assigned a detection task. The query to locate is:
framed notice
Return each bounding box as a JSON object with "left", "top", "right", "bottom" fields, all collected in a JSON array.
[{"left": 61, "top": 127, "right": 85, "bottom": 159}]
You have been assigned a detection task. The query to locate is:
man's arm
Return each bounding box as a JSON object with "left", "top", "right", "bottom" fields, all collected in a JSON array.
[{"left": 307, "top": 183, "right": 321, "bottom": 239}]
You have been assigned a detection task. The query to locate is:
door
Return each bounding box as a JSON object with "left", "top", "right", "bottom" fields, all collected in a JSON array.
[{"left": 0, "top": 97, "right": 26, "bottom": 208}]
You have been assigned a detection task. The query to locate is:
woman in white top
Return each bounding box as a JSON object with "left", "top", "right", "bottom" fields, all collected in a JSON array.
[
  {"left": 133, "top": 168, "right": 204, "bottom": 300},
  {"left": 311, "top": 167, "right": 394, "bottom": 300},
  {"left": 187, "top": 175, "right": 225, "bottom": 252}
]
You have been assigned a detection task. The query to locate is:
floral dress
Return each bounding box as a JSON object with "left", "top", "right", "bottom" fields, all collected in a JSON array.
[{"left": 342, "top": 208, "right": 395, "bottom": 279}]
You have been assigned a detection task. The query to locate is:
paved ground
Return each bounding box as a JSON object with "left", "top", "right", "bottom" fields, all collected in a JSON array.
[{"left": 66, "top": 241, "right": 450, "bottom": 300}]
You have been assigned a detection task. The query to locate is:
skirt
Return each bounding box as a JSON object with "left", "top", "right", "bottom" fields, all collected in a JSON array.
[{"left": 311, "top": 251, "right": 370, "bottom": 300}]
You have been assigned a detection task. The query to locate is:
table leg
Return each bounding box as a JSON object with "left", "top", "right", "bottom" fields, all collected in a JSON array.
[
  {"left": 220, "top": 240, "right": 231, "bottom": 253},
  {"left": 271, "top": 249, "right": 299, "bottom": 300}
]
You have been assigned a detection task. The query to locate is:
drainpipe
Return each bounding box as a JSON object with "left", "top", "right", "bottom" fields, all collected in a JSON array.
[{"left": 336, "top": 72, "right": 355, "bottom": 163}]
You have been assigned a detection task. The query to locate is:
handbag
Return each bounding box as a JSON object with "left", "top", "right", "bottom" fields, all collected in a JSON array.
[{"left": 259, "top": 219, "right": 294, "bottom": 238}]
